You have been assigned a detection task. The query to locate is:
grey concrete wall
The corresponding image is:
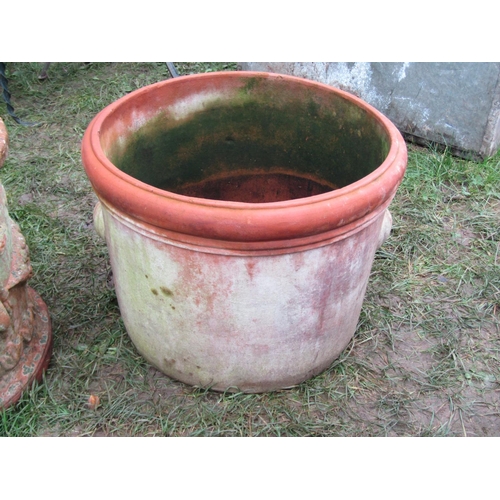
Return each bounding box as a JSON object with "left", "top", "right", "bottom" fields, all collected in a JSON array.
[{"left": 240, "top": 63, "right": 500, "bottom": 160}]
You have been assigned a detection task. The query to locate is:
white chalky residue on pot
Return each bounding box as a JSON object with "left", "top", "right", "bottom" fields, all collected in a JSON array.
[{"left": 167, "top": 91, "right": 226, "bottom": 121}]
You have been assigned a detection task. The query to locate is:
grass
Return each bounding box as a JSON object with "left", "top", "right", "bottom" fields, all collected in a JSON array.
[{"left": 0, "top": 62, "right": 499, "bottom": 436}]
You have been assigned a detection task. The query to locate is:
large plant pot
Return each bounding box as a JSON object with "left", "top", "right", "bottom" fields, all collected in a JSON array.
[
  {"left": 0, "top": 117, "right": 52, "bottom": 409},
  {"left": 82, "top": 71, "right": 407, "bottom": 393}
]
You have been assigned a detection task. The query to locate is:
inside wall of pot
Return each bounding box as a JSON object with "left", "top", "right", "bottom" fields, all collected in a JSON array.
[{"left": 106, "top": 77, "right": 391, "bottom": 203}]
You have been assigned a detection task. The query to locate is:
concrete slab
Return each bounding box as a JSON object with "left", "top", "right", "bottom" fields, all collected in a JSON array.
[{"left": 240, "top": 63, "right": 500, "bottom": 160}]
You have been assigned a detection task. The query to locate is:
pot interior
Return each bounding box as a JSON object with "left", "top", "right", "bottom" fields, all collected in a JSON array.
[{"left": 105, "top": 75, "right": 391, "bottom": 203}]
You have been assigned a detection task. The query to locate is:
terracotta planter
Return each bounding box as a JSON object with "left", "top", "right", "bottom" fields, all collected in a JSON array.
[
  {"left": 0, "top": 117, "right": 52, "bottom": 409},
  {"left": 82, "top": 71, "right": 407, "bottom": 393}
]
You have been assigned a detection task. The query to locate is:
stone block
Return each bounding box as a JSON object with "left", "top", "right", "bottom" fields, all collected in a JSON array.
[{"left": 240, "top": 62, "right": 500, "bottom": 160}]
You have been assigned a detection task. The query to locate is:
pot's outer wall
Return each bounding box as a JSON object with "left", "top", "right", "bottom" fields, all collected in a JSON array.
[
  {"left": 101, "top": 204, "right": 386, "bottom": 392},
  {"left": 82, "top": 72, "right": 407, "bottom": 392}
]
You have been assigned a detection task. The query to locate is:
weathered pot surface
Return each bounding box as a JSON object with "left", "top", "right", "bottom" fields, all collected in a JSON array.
[
  {"left": 82, "top": 71, "right": 407, "bottom": 392},
  {"left": 0, "top": 117, "right": 52, "bottom": 409}
]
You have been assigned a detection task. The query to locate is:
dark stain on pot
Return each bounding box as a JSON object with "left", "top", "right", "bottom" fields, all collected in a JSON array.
[
  {"left": 151, "top": 288, "right": 158, "bottom": 295},
  {"left": 110, "top": 77, "right": 390, "bottom": 203},
  {"left": 160, "top": 286, "right": 173, "bottom": 297}
]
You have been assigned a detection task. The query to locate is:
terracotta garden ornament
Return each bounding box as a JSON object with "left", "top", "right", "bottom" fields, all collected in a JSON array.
[{"left": 0, "top": 117, "right": 52, "bottom": 409}]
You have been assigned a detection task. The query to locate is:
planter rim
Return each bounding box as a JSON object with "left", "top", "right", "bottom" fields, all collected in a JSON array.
[{"left": 82, "top": 71, "right": 407, "bottom": 245}]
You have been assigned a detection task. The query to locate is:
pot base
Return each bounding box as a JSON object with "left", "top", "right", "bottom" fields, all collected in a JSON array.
[{"left": 0, "top": 287, "right": 52, "bottom": 409}]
